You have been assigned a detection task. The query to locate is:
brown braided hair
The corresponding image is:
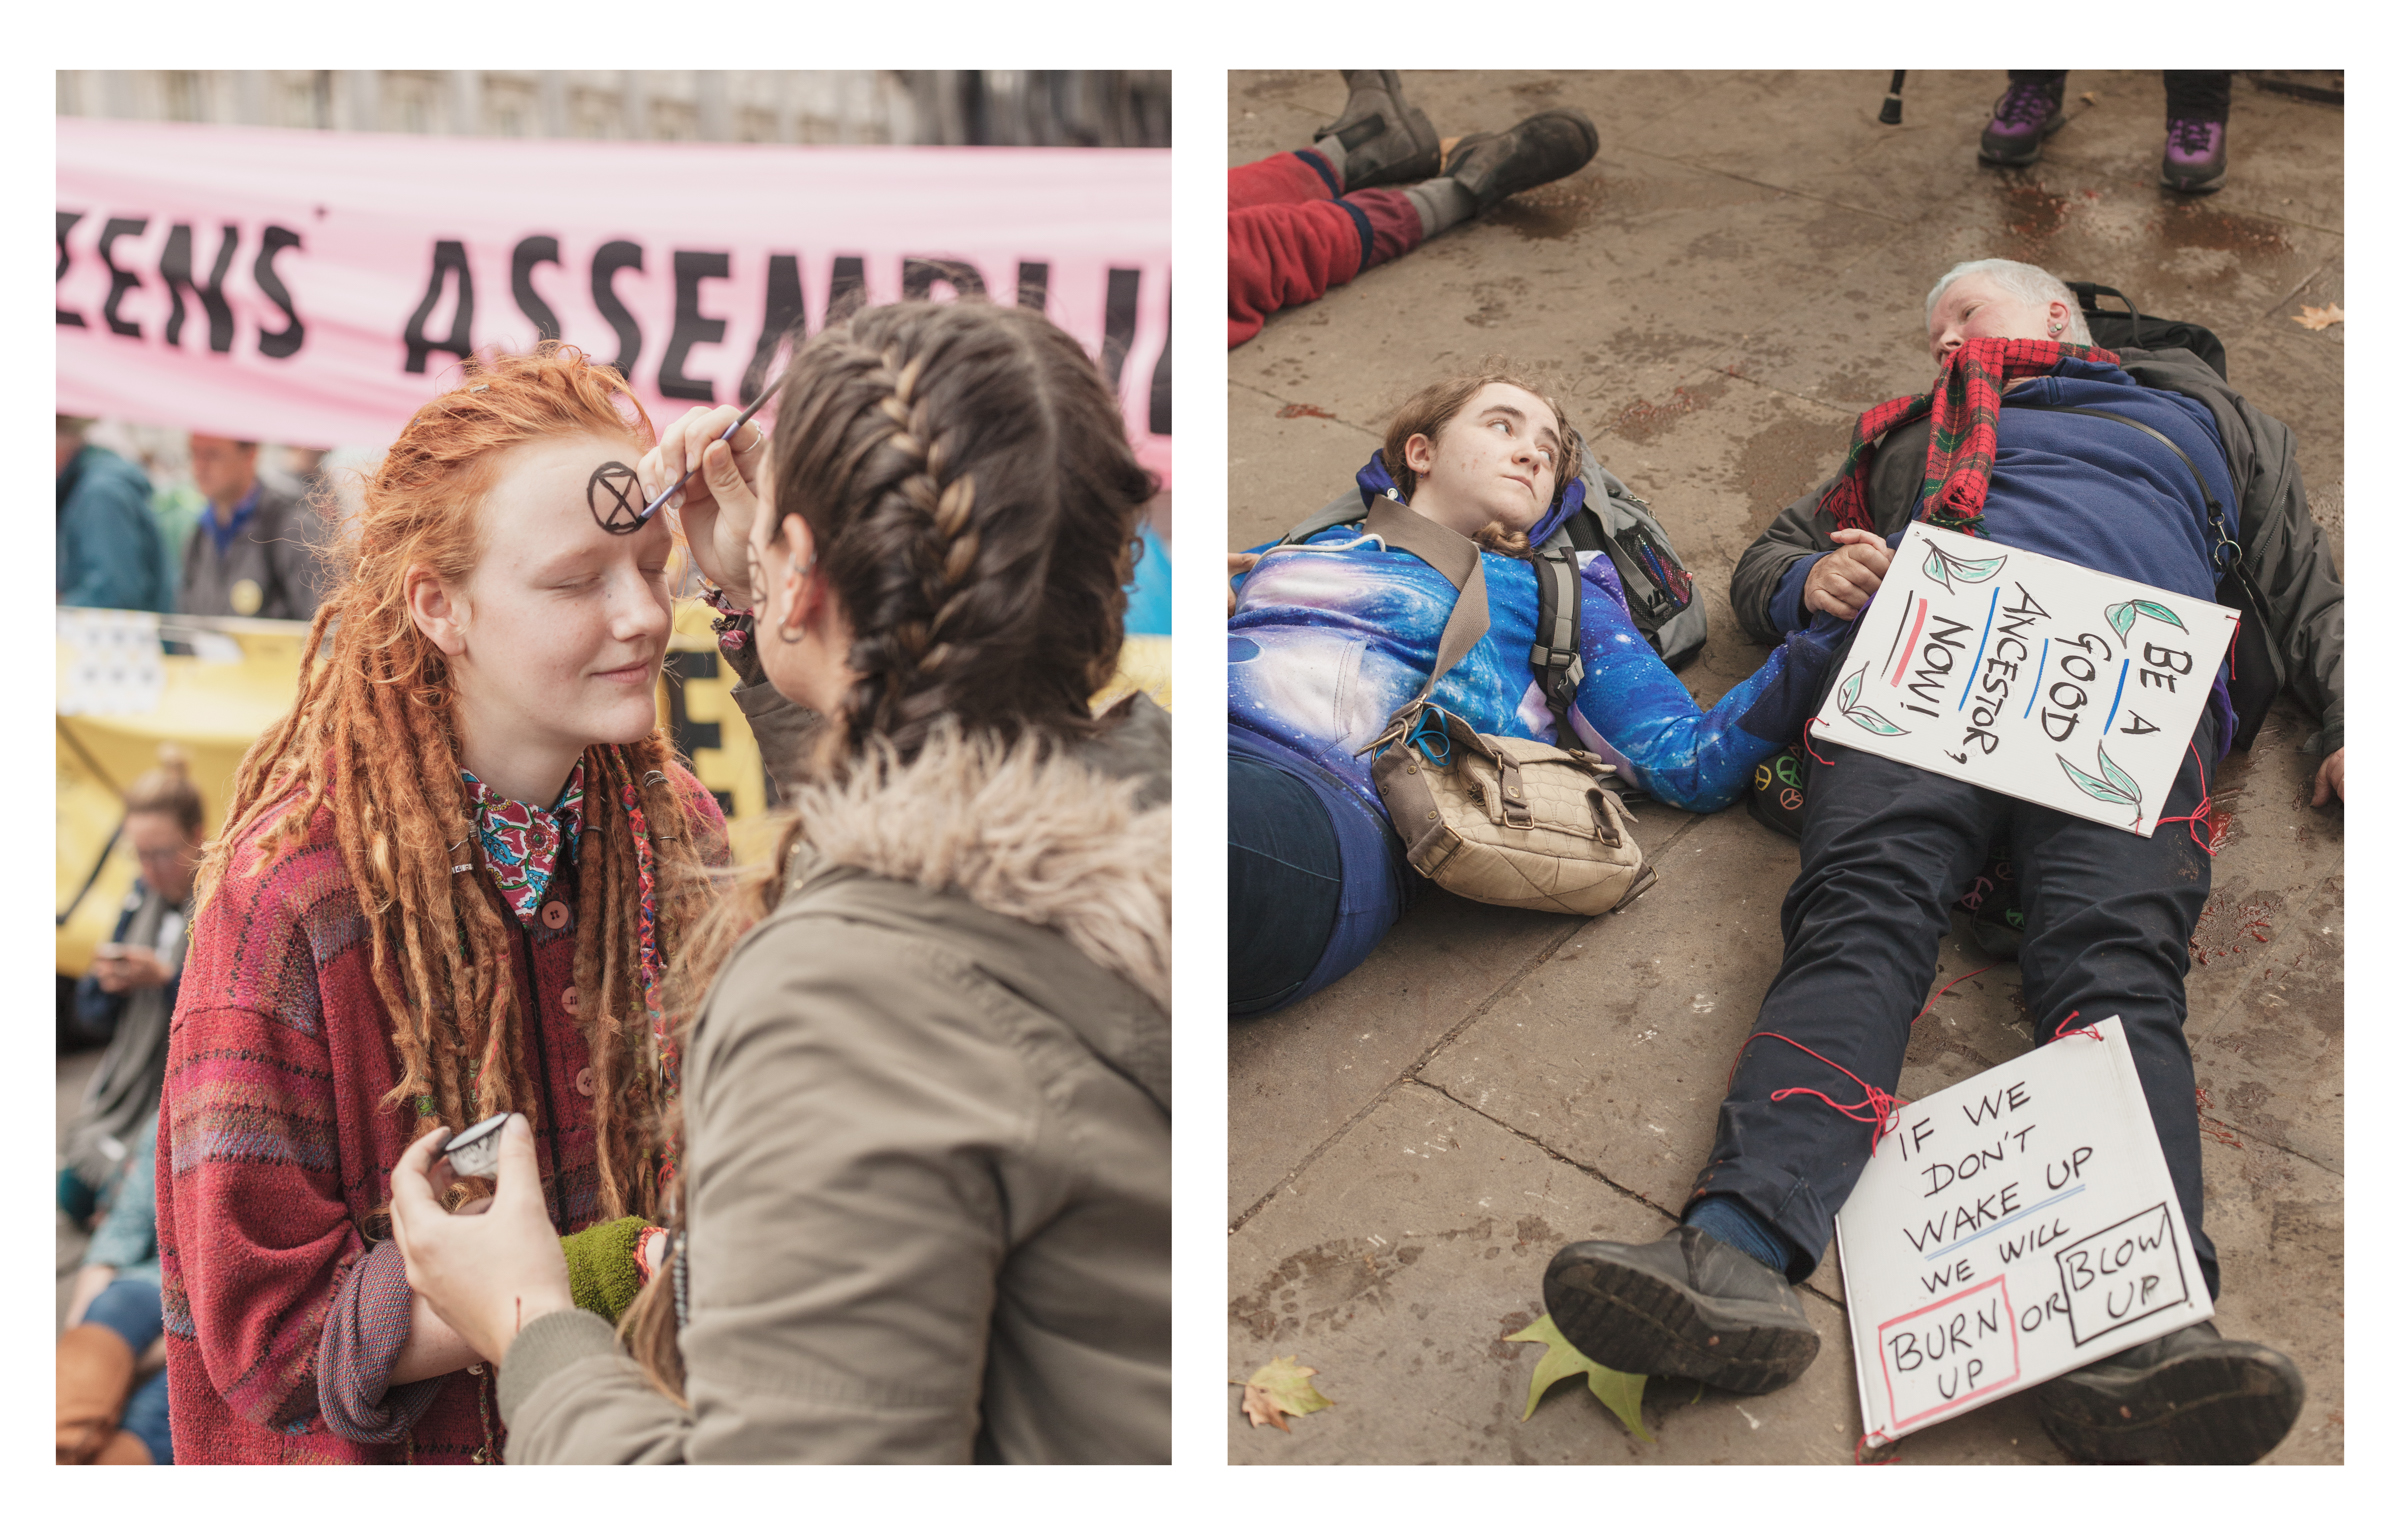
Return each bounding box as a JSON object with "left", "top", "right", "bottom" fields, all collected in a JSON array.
[
  {"left": 618, "top": 299, "right": 1156, "bottom": 1398},
  {"left": 194, "top": 344, "right": 715, "bottom": 1221}
]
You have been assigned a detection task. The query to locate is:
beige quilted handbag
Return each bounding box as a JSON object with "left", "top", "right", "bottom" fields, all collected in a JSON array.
[{"left": 1359, "top": 497, "right": 1657, "bottom": 917}]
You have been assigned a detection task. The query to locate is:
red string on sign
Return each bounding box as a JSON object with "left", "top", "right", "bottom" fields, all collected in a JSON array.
[
  {"left": 1855, "top": 1430, "right": 1899, "bottom": 1466},
  {"left": 2051, "top": 1009, "right": 2103, "bottom": 1044},
  {"left": 1803, "top": 716, "right": 1834, "bottom": 767},
  {"left": 2147, "top": 743, "right": 2217, "bottom": 856}
]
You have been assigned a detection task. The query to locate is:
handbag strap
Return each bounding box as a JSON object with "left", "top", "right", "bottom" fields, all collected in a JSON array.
[{"left": 1363, "top": 494, "right": 1492, "bottom": 706}]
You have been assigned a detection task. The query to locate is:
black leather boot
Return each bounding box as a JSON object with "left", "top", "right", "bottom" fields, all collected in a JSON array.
[
  {"left": 1543, "top": 1225, "right": 1819, "bottom": 1394},
  {"left": 1315, "top": 71, "right": 1441, "bottom": 192},
  {"left": 2032, "top": 1321, "right": 2304, "bottom": 1463},
  {"left": 1442, "top": 109, "right": 1600, "bottom": 217}
]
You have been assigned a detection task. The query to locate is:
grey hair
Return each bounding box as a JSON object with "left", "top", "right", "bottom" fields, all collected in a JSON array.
[{"left": 1924, "top": 258, "right": 2092, "bottom": 345}]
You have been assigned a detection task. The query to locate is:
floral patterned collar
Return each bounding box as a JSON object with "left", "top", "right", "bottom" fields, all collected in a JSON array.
[{"left": 460, "top": 761, "right": 585, "bottom": 924}]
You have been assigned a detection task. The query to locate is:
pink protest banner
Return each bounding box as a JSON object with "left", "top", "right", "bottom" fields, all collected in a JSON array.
[{"left": 56, "top": 117, "right": 1170, "bottom": 478}]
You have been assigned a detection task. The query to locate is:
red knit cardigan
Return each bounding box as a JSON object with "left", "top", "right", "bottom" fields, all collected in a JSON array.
[{"left": 156, "top": 767, "right": 726, "bottom": 1464}]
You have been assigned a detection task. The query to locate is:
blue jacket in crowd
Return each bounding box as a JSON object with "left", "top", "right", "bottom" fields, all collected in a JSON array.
[{"left": 57, "top": 444, "right": 171, "bottom": 613}]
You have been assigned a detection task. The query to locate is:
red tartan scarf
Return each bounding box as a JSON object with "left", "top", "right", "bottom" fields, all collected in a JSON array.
[{"left": 1818, "top": 337, "right": 2119, "bottom": 539}]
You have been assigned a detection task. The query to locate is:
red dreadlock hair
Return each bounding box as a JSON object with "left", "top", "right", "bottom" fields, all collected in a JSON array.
[{"left": 194, "top": 343, "right": 714, "bottom": 1222}]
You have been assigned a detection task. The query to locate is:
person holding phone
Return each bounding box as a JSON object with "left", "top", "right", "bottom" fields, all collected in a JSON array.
[{"left": 61, "top": 748, "right": 204, "bottom": 1225}]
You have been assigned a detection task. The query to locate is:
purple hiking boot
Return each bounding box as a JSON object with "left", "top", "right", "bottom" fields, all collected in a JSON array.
[
  {"left": 1979, "top": 78, "right": 2065, "bottom": 166},
  {"left": 2161, "top": 115, "right": 2229, "bottom": 193}
]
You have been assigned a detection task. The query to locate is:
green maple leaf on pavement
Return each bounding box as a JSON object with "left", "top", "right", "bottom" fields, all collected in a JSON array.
[
  {"left": 1505, "top": 1313, "right": 1657, "bottom": 1441},
  {"left": 1239, "top": 1355, "right": 1334, "bottom": 1431}
]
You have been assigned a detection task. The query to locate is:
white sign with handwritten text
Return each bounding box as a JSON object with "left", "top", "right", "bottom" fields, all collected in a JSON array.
[
  {"left": 1835, "top": 1015, "right": 2210, "bottom": 1448},
  {"left": 1810, "top": 525, "right": 2237, "bottom": 836}
]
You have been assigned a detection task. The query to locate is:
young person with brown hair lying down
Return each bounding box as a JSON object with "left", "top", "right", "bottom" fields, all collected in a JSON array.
[{"left": 1228, "top": 368, "right": 1844, "bottom": 1015}]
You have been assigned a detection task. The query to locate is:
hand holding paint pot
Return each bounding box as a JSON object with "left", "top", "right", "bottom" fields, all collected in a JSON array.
[{"left": 642, "top": 404, "right": 769, "bottom": 605}]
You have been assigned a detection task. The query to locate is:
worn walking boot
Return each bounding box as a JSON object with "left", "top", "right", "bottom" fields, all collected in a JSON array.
[
  {"left": 1544, "top": 1225, "right": 1820, "bottom": 1394},
  {"left": 2160, "top": 115, "right": 2229, "bottom": 193},
  {"left": 1317, "top": 71, "right": 1442, "bottom": 192},
  {"left": 2032, "top": 1321, "right": 2303, "bottom": 1463},
  {"left": 1442, "top": 109, "right": 1600, "bottom": 217},
  {"left": 56, "top": 1323, "right": 136, "bottom": 1464},
  {"left": 1979, "top": 78, "right": 2066, "bottom": 166}
]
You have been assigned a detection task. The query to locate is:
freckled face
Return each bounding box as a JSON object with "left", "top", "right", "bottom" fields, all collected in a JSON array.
[
  {"left": 446, "top": 433, "right": 675, "bottom": 762},
  {"left": 1408, "top": 382, "right": 1564, "bottom": 535},
  {"left": 1927, "top": 274, "right": 2060, "bottom": 366}
]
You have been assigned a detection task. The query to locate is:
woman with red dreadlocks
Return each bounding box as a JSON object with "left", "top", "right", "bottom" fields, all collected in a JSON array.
[
  {"left": 156, "top": 347, "right": 729, "bottom": 1463},
  {"left": 388, "top": 300, "right": 1170, "bottom": 1462}
]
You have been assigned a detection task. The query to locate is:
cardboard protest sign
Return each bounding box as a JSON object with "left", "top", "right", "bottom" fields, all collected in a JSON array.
[
  {"left": 1835, "top": 1016, "right": 2210, "bottom": 1448},
  {"left": 1810, "top": 526, "right": 2236, "bottom": 835}
]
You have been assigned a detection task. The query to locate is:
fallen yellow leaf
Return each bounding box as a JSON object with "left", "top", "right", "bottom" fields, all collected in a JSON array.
[
  {"left": 1240, "top": 1355, "right": 1334, "bottom": 1431},
  {"left": 2294, "top": 303, "right": 2344, "bottom": 331},
  {"left": 1504, "top": 1313, "right": 1656, "bottom": 1442}
]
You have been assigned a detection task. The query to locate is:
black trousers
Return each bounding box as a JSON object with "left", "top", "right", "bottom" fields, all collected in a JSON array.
[{"left": 1689, "top": 736, "right": 2220, "bottom": 1299}]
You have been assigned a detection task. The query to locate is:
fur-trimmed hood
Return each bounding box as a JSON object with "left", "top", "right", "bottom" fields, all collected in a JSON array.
[{"left": 767, "top": 693, "right": 1171, "bottom": 1107}]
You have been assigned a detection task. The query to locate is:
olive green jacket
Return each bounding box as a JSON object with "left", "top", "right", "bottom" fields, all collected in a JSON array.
[{"left": 497, "top": 692, "right": 1170, "bottom": 1463}]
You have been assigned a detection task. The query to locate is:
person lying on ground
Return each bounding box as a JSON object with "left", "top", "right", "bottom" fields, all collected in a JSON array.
[
  {"left": 1545, "top": 256, "right": 2342, "bottom": 1465},
  {"left": 388, "top": 301, "right": 1170, "bottom": 1464},
  {"left": 1227, "top": 369, "right": 1841, "bottom": 1016},
  {"left": 157, "top": 347, "right": 730, "bottom": 1464},
  {"left": 1230, "top": 71, "right": 1597, "bottom": 348}
]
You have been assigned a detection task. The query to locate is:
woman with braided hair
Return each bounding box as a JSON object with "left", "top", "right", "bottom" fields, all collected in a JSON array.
[
  {"left": 156, "top": 344, "right": 730, "bottom": 1464},
  {"left": 388, "top": 300, "right": 1171, "bottom": 1463}
]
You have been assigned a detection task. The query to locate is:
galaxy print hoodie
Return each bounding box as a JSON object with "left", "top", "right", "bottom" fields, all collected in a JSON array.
[{"left": 1230, "top": 465, "right": 1842, "bottom": 819}]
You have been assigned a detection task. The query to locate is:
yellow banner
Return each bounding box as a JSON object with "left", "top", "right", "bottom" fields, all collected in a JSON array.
[{"left": 57, "top": 605, "right": 1167, "bottom": 976}]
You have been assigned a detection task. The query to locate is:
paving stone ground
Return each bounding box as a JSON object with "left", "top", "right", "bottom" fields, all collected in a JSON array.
[{"left": 1227, "top": 68, "right": 2343, "bottom": 1465}]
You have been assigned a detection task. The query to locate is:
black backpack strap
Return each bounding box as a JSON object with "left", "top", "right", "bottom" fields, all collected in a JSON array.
[
  {"left": 1530, "top": 544, "right": 1585, "bottom": 718},
  {"left": 2007, "top": 401, "right": 2237, "bottom": 575}
]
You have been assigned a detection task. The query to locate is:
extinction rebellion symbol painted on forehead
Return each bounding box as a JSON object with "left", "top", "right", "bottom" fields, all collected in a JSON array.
[{"left": 587, "top": 461, "right": 646, "bottom": 534}]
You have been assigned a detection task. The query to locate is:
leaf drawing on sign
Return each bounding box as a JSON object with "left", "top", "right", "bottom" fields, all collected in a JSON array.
[
  {"left": 2106, "top": 598, "right": 2188, "bottom": 642},
  {"left": 1922, "top": 542, "right": 2007, "bottom": 594},
  {"left": 2058, "top": 739, "right": 2142, "bottom": 808},
  {"left": 1506, "top": 1313, "right": 1655, "bottom": 1441},
  {"left": 1835, "top": 668, "right": 1908, "bottom": 738},
  {"left": 1238, "top": 1355, "right": 1333, "bottom": 1431}
]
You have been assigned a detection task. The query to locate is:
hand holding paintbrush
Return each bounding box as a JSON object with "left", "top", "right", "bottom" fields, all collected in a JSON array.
[{"left": 638, "top": 399, "right": 773, "bottom": 605}]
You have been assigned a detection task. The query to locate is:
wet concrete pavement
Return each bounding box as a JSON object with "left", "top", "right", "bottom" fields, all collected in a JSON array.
[{"left": 1227, "top": 69, "right": 2342, "bottom": 1464}]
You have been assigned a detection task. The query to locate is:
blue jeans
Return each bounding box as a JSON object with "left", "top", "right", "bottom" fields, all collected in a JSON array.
[
  {"left": 1689, "top": 735, "right": 2218, "bottom": 1298},
  {"left": 84, "top": 1278, "right": 173, "bottom": 1464},
  {"left": 1229, "top": 730, "right": 1411, "bottom": 1015}
]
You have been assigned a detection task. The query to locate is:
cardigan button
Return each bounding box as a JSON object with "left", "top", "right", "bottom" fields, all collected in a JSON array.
[
  {"left": 575, "top": 1067, "right": 594, "bottom": 1098},
  {"left": 540, "top": 900, "right": 570, "bottom": 931},
  {"left": 561, "top": 986, "right": 581, "bottom": 1014}
]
